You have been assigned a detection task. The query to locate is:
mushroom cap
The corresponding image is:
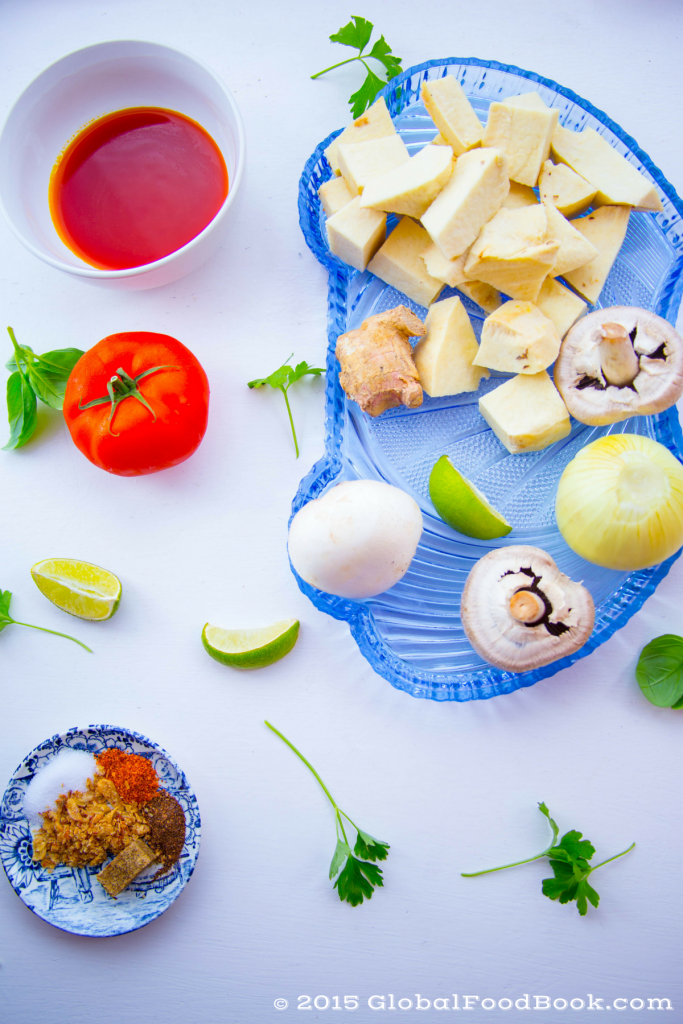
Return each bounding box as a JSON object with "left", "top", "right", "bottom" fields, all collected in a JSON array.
[
  {"left": 460, "top": 545, "right": 595, "bottom": 672},
  {"left": 288, "top": 479, "right": 423, "bottom": 600},
  {"left": 554, "top": 306, "right": 683, "bottom": 425}
]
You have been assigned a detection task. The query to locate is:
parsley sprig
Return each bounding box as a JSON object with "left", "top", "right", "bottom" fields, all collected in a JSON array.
[
  {"left": 265, "top": 721, "right": 389, "bottom": 906},
  {"left": 311, "top": 16, "right": 403, "bottom": 117},
  {"left": 462, "top": 802, "right": 635, "bottom": 916},
  {"left": 0, "top": 589, "right": 91, "bottom": 652},
  {"left": 248, "top": 356, "right": 324, "bottom": 458}
]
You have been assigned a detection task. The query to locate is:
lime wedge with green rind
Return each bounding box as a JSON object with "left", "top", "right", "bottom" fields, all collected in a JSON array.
[
  {"left": 31, "top": 558, "right": 122, "bottom": 620},
  {"left": 202, "top": 619, "right": 300, "bottom": 669},
  {"left": 429, "top": 455, "right": 512, "bottom": 540}
]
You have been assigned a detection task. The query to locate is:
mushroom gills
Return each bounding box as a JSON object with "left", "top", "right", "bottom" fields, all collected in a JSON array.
[{"left": 460, "top": 546, "right": 594, "bottom": 672}]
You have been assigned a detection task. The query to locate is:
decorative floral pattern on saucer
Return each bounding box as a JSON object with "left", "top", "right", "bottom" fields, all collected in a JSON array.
[{"left": 0, "top": 725, "right": 201, "bottom": 937}]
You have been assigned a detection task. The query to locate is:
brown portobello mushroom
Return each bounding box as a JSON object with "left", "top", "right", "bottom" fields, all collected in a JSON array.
[
  {"left": 460, "top": 546, "right": 595, "bottom": 672},
  {"left": 554, "top": 305, "right": 683, "bottom": 425}
]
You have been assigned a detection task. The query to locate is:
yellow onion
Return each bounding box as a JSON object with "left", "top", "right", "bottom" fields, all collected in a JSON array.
[{"left": 556, "top": 434, "right": 683, "bottom": 570}]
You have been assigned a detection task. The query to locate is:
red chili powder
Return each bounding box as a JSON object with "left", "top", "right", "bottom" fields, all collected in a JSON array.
[{"left": 97, "top": 748, "right": 159, "bottom": 804}]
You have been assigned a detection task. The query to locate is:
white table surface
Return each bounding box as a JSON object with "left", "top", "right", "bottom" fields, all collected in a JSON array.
[{"left": 1, "top": 1, "right": 682, "bottom": 1021}]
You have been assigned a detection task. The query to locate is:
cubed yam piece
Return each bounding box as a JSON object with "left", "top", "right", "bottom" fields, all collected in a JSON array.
[
  {"left": 457, "top": 280, "right": 502, "bottom": 314},
  {"left": 337, "top": 135, "right": 410, "bottom": 195},
  {"left": 318, "top": 176, "right": 354, "bottom": 217},
  {"left": 543, "top": 201, "right": 599, "bottom": 277},
  {"left": 421, "top": 75, "right": 483, "bottom": 156},
  {"left": 482, "top": 92, "right": 559, "bottom": 187},
  {"left": 464, "top": 204, "right": 558, "bottom": 302},
  {"left": 551, "top": 126, "right": 663, "bottom": 211},
  {"left": 563, "top": 206, "right": 631, "bottom": 303},
  {"left": 474, "top": 299, "right": 561, "bottom": 374},
  {"left": 431, "top": 132, "right": 448, "bottom": 145},
  {"left": 413, "top": 295, "right": 488, "bottom": 396},
  {"left": 502, "top": 181, "right": 539, "bottom": 209},
  {"left": 421, "top": 243, "right": 470, "bottom": 287},
  {"left": 538, "top": 159, "right": 597, "bottom": 217},
  {"left": 326, "top": 197, "right": 387, "bottom": 271},
  {"left": 360, "top": 144, "right": 454, "bottom": 219},
  {"left": 535, "top": 277, "right": 587, "bottom": 338},
  {"left": 325, "top": 97, "right": 397, "bottom": 176},
  {"left": 479, "top": 370, "right": 571, "bottom": 454},
  {"left": 368, "top": 217, "right": 444, "bottom": 307},
  {"left": 421, "top": 148, "right": 509, "bottom": 259}
]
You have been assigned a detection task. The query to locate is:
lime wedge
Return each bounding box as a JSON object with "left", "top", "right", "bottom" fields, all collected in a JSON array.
[
  {"left": 31, "top": 558, "right": 122, "bottom": 620},
  {"left": 202, "top": 619, "right": 300, "bottom": 669},
  {"left": 429, "top": 455, "right": 512, "bottom": 540}
]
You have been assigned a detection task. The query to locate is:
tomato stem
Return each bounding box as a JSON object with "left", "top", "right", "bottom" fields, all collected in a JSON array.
[{"left": 78, "top": 365, "right": 178, "bottom": 436}]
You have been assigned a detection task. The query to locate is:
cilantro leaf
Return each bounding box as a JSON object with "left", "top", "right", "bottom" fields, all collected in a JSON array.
[
  {"left": 334, "top": 855, "right": 384, "bottom": 906},
  {"left": 354, "top": 829, "right": 389, "bottom": 862},
  {"left": 312, "top": 18, "right": 403, "bottom": 117},
  {"left": 329, "top": 16, "right": 373, "bottom": 52},
  {"left": 264, "top": 722, "right": 389, "bottom": 908},
  {"left": 329, "top": 839, "right": 351, "bottom": 879},
  {"left": 248, "top": 356, "right": 324, "bottom": 457},
  {"left": 463, "top": 803, "right": 634, "bottom": 917},
  {"left": 349, "top": 68, "right": 387, "bottom": 119}
]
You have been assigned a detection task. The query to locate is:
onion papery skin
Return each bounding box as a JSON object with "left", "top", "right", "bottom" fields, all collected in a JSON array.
[{"left": 556, "top": 435, "right": 683, "bottom": 570}]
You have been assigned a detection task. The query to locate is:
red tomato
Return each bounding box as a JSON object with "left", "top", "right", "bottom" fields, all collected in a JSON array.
[{"left": 63, "top": 332, "right": 209, "bottom": 476}]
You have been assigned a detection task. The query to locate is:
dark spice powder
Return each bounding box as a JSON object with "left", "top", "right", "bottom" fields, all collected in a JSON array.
[{"left": 142, "top": 791, "right": 186, "bottom": 878}]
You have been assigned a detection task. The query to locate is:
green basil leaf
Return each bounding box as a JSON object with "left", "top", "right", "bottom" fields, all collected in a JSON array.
[
  {"left": 3, "top": 371, "right": 37, "bottom": 449},
  {"left": 35, "top": 348, "right": 84, "bottom": 375},
  {"left": 635, "top": 634, "right": 683, "bottom": 707},
  {"left": 27, "top": 349, "right": 83, "bottom": 409}
]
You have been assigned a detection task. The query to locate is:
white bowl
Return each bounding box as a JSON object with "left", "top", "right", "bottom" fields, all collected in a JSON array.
[{"left": 0, "top": 40, "right": 246, "bottom": 290}]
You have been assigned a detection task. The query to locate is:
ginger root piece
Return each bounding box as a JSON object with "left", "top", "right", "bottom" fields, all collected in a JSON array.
[{"left": 336, "top": 305, "right": 425, "bottom": 417}]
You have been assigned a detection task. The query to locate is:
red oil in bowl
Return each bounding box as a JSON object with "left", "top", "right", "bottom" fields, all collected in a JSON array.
[{"left": 49, "top": 107, "right": 229, "bottom": 270}]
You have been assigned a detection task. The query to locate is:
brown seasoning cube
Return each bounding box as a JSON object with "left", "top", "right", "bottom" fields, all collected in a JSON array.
[{"left": 97, "top": 839, "right": 157, "bottom": 898}]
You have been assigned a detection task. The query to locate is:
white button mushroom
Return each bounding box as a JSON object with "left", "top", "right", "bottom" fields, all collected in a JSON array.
[
  {"left": 460, "top": 545, "right": 595, "bottom": 672},
  {"left": 554, "top": 306, "right": 683, "bottom": 425},
  {"left": 288, "top": 479, "right": 423, "bottom": 599}
]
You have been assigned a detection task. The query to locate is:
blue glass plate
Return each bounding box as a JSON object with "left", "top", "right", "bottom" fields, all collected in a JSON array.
[
  {"left": 0, "top": 725, "right": 201, "bottom": 936},
  {"left": 295, "top": 58, "right": 683, "bottom": 703}
]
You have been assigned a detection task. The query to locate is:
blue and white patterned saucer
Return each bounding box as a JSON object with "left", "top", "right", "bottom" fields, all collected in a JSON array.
[{"left": 0, "top": 724, "right": 201, "bottom": 937}]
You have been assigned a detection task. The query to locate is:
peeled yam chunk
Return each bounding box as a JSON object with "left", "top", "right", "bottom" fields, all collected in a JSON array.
[
  {"left": 554, "top": 305, "right": 683, "bottom": 425},
  {"left": 479, "top": 370, "right": 571, "bottom": 454},
  {"left": 360, "top": 144, "right": 454, "bottom": 219},
  {"left": 502, "top": 181, "right": 539, "bottom": 210},
  {"left": 551, "top": 126, "right": 663, "bottom": 211},
  {"left": 482, "top": 92, "right": 559, "bottom": 187},
  {"left": 337, "top": 135, "right": 410, "bottom": 195},
  {"left": 326, "top": 197, "right": 386, "bottom": 272},
  {"left": 421, "top": 148, "right": 510, "bottom": 259},
  {"left": 474, "top": 300, "right": 561, "bottom": 374},
  {"left": 413, "top": 295, "right": 488, "bottom": 397},
  {"left": 535, "top": 277, "right": 587, "bottom": 339},
  {"left": 431, "top": 132, "right": 448, "bottom": 145},
  {"left": 543, "top": 201, "right": 599, "bottom": 278},
  {"left": 539, "top": 159, "right": 597, "bottom": 217},
  {"left": 368, "top": 217, "right": 444, "bottom": 307},
  {"left": 325, "top": 97, "right": 397, "bottom": 176},
  {"left": 421, "top": 243, "right": 470, "bottom": 287},
  {"left": 421, "top": 75, "right": 483, "bottom": 156},
  {"left": 563, "top": 206, "right": 631, "bottom": 303},
  {"left": 319, "top": 176, "right": 354, "bottom": 217},
  {"left": 457, "top": 280, "right": 502, "bottom": 314},
  {"left": 288, "top": 480, "right": 423, "bottom": 600},
  {"left": 336, "top": 304, "right": 425, "bottom": 417},
  {"left": 464, "top": 204, "right": 558, "bottom": 302},
  {"left": 460, "top": 546, "right": 595, "bottom": 672}
]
